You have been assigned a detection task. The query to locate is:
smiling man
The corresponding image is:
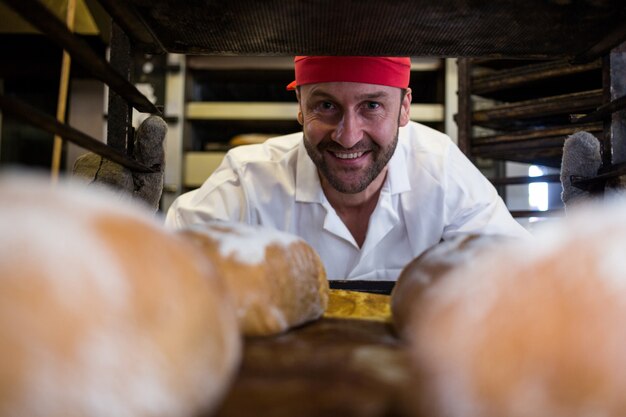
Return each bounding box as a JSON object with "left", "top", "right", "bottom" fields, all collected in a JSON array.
[{"left": 165, "top": 56, "right": 529, "bottom": 281}]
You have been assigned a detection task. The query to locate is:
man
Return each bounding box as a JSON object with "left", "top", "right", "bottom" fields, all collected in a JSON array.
[{"left": 166, "top": 56, "right": 529, "bottom": 281}]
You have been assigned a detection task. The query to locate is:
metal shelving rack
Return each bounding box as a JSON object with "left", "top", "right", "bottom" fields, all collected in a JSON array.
[
  {"left": 1, "top": 0, "right": 626, "bottom": 201},
  {"left": 457, "top": 42, "right": 626, "bottom": 218}
]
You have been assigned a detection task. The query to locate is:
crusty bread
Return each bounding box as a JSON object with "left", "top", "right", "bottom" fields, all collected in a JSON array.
[
  {"left": 180, "top": 222, "right": 329, "bottom": 336},
  {"left": 398, "top": 206, "right": 626, "bottom": 417},
  {"left": 391, "top": 234, "right": 507, "bottom": 337},
  {"left": 0, "top": 174, "right": 241, "bottom": 417}
]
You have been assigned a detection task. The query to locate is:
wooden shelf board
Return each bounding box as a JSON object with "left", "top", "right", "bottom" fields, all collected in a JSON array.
[{"left": 186, "top": 102, "right": 444, "bottom": 122}]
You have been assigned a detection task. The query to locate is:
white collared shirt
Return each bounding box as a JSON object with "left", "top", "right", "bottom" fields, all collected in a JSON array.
[{"left": 165, "top": 121, "right": 530, "bottom": 280}]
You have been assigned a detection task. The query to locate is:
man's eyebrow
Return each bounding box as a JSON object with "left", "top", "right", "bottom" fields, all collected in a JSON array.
[
  {"left": 307, "top": 90, "right": 335, "bottom": 100},
  {"left": 355, "top": 91, "right": 390, "bottom": 100},
  {"left": 307, "top": 90, "right": 391, "bottom": 100}
]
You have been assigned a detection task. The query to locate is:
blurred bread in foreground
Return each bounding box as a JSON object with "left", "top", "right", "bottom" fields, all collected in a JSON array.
[
  {"left": 0, "top": 173, "right": 241, "bottom": 417},
  {"left": 391, "top": 234, "right": 508, "bottom": 337},
  {"left": 399, "top": 202, "right": 626, "bottom": 417},
  {"left": 180, "top": 222, "right": 329, "bottom": 336}
]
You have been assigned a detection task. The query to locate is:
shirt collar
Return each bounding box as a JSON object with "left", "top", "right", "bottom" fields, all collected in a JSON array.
[
  {"left": 295, "top": 127, "right": 412, "bottom": 203},
  {"left": 386, "top": 126, "right": 412, "bottom": 195}
]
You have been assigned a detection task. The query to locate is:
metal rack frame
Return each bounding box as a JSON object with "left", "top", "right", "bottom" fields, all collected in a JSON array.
[{"left": 2, "top": 0, "right": 626, "bottom": 194}]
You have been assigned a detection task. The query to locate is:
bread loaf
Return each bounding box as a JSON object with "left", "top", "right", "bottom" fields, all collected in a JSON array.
[
  {"left": 399, "top": 206, "right": 626, "bottom": 417},
  {"left": 180, "top": 222, "right": 329, "bottom": 336},
  {"left": 391, "top": 234, "right": 507, "bottom": 337},
  {"left": 0, "top": 174, "right": 241, "bottom": 417}
]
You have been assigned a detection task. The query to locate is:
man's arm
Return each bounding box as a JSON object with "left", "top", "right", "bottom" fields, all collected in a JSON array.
[{"left": 164, "top": 154, "right": 249, "bottom": 228}]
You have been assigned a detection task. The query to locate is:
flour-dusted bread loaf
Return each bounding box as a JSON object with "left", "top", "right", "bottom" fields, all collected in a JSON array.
[
  {"left": 391, "top": 234, "right": 508, "bottom": 337},
  {"left": 180, "top": 222, "right": 329, "bottom": 336},
  {"left": 0, "top": 174, "right": 241, "bottom": 417},
  {"left": 400, "top": 203, "right": 626, "bottom": 417}
]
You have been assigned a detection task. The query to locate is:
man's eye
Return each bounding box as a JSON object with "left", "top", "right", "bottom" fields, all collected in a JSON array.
[
  {"left": 320, "top": 101, "right": 335, "bottom": 110},
  {"left": 366, "top": 101, "right": 381, "bottom": 109}
]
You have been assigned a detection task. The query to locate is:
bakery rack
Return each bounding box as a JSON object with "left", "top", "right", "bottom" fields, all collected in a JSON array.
[
  {"left": 2, "top": 0, "right": 626, "bottom": 185},
  {"left": 2, "top": 0, "right": 626, "bottom": 282},
  {"left": 0, "top": 0, "right": 624, "bottom": 267}
]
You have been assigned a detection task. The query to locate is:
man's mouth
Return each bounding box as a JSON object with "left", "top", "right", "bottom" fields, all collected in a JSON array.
[{"left": 332, "top": 151, "right": 365, "bottom": 160}]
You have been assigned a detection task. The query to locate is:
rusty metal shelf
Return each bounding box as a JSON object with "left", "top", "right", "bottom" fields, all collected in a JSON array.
[
  {"left": 3, "top": 0, "right": 159, "bottom": 115},
  {"left": 571, "top": 94, "right": 626, "bottom": 123},
  {"left": 472, "top": 123, "right": 602, "bottom": 146},
  {"left": 472, "top": 89, "right": 603, "bottom": 128},
  {"left": 473, "top": 147, "right": 564, "bottom": 168},
  {"left": 471, "top": 59, "right": 602, "bottom": 95},
  {"left": 0, "top": 94, "right": 154, "bottom": 173},
  {"left": 95, "top": 0, "right": 626, "bottom": 60}
]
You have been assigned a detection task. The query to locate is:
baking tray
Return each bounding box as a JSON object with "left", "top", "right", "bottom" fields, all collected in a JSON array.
[
  {"left": 213, "top": 289, "right": 424, "bottom": 417},
  {"left": 96, "top": 0, "right": 626, "bottom": 60}
]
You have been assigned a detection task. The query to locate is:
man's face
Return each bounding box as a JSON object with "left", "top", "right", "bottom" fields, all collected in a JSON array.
[{"left": 297, "top": 82, "right": 411, "bottom": 194}]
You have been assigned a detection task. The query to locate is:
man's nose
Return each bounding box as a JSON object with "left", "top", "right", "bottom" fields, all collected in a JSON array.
[{"left": 330, "top": 110, "right": 363, "bottom": 148}]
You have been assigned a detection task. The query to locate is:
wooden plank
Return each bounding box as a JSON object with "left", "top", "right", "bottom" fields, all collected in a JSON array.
[
  {"left": 473, "top": 147, "right": 563, "bottom": 168},
  {"left": 186, "top": 102, "right": 444, "bottom": 122},
  {"left": 571, "top": 94, "right": 626, "bottom": 123},
  {"left": 186, "top": 102, "right": 299, "bottom": 120},
  {"left": 215, "top": 317, "right": 417, "bottom": 417},
  {"left": 472, "top": 137, "right": 566, "bottom": 155},
  {"left": 472, "top": 123, "right": 602, "bottom": 146},
  {"left": 472, "top": 89, "right": 602, "bottom": 125},
  {"left": 472, "top": 59, "right": 601, "bottom": 95},
  {"left": 214, "top": 290, "right": 423, "bottom": 417},
  {"left": 51, "top": 0, "right": 77, "bottom": 183}
]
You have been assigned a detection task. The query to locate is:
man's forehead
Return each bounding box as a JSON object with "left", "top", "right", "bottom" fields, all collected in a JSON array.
[{"left": 301, "top": 82, "right": 400, "bottom": 100}]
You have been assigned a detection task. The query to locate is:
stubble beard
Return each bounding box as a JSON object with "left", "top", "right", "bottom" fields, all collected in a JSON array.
[{"left": 303, "top": 129, "right": 399, "bottom": 194}]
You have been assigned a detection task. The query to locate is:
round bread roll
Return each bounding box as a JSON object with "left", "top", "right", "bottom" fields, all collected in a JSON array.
[
  {"left": 391, "top": 234, "right": 508, "bottom": 337},
  {"left": 179, "top": 222, "right": 329, "bottom": 336},
  {"left": 0, "top": 174, "right": 241, "bottom": 417},
  {"left": 400, "top": 204, "right": 626, "bottom": 417}
]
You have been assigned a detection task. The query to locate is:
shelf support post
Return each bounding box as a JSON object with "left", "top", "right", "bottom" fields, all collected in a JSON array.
[
  {"left": 456, "top": 58, "right": 472, "bottom": 157},
  {"left": 605, "top": 41, "right": 626, "bottom": 167},
  {"left": 107, "top": 22, "right": 134, "bottom": 155}
]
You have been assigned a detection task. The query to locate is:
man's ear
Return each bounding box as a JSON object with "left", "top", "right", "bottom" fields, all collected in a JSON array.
[
  {"left": 399, "top": 88, "right": 412, "bottom": 127},
  {"left": 295, "top": 89, "right": 304, "bottom": 125}
]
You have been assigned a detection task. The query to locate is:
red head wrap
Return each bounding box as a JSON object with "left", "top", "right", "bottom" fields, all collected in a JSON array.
[{"left": 286, "top": 56, "right": 411, "bottom": 90}]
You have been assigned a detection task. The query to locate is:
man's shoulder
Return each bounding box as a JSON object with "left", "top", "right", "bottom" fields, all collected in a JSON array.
[{"left": 400, "top": 121, "right": 455, "bottom": 156}]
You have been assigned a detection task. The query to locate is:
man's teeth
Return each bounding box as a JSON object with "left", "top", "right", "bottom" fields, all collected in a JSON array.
[{"left": 334, "top": 151, "right": 364, "bottom": 159}]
